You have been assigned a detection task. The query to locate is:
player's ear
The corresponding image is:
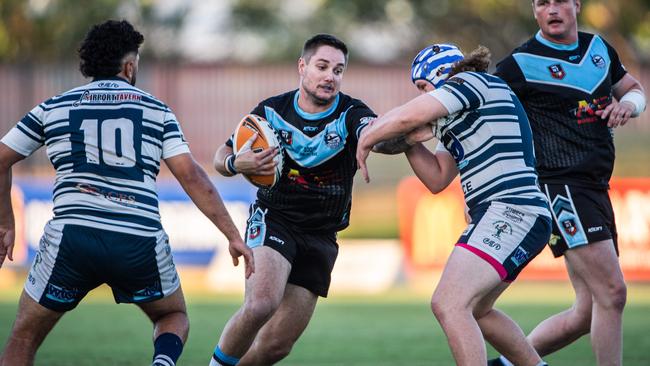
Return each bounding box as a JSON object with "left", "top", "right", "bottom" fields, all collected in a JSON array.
[
  {"left": 298, "top": 57, "right": 306, "bottom": 76},
  {"left": 574, "top": 0, "right": 581, "bottom": 14}
]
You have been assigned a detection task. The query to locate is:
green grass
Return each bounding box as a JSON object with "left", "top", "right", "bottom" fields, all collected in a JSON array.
[{"left": 1, "top": 284, "right": 650, "bottom": 365}]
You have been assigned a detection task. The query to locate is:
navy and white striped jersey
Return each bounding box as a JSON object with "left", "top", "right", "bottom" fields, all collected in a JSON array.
[
  {"left": 429, "top": 71, "right": 549, "bottom": 215},
  {"left": 1, "top": 77, "right": 189, "bottom": 236}
]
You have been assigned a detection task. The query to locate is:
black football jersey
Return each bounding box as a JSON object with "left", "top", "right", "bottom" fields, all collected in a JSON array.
[
  {"left": 495, "top": 31, "right": 627, "bottom": 188},
  {"left": 228, "top": 90, "right": 376, "bottom": 232}
]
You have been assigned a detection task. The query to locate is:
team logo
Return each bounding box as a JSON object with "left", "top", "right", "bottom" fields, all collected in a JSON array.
[
  {"left": 492, "top": 221, "right": 512, "bottom": 239},
  {"left": 324, "top": 132, "right": 342, "bottom": 149},
  {"left": 548, "top": 64, "right": 566, "bottom": 79},
  {"left": 248, "top": 225, "right": 261, "bottom": 240},
  {"left": 591, "top": 54, "right": 606, "bottom": 68},
  {"left": 562, "top": 218, "right": 578, "bottom": 236},
  {"left": 280, "top": 130, "right": 293, "bottom": 145}
]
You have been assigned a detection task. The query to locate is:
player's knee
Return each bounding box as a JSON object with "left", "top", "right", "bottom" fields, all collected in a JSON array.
[
  {"left": 242, "top": 299, "right": 278, "bottom": 324},
  {"left": 430, "top": 295, "right": 454, "bottom": 320},
  {"left": 604, "top": 280, "right": 627, "bottom": 312}
]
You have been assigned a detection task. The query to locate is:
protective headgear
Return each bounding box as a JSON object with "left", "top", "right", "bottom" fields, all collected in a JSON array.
[{"left": 411, "top": 44, "right": 464, "bottom": 89}]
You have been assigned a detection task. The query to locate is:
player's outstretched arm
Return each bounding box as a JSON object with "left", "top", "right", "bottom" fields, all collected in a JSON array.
[
  {"left": 166, "top": 153, "right": 254, "bottom": 278},
  {"left": 0, "top": 143, "right": 26, "bottom": 268},
  {"left": 357, "top": 94, "right": 449, "bottom": 182},
  {"left": 404, "top": 143, "right": 458, "bottom": 194}
]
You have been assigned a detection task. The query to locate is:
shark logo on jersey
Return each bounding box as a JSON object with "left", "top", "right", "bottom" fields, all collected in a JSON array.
[
  {"left": 324, "top": 132, "right": 342, "bottom": 149},
  {"left": 548, "top": 64, "right": 566, "bottom": 79},
  {"left": 591, "top": 54, "right": 606, "bottom": 68}
]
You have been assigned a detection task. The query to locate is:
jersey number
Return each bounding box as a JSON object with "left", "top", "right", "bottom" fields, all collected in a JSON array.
[{"left": 80, "top": 118, "right": 136, "bottom": 167}]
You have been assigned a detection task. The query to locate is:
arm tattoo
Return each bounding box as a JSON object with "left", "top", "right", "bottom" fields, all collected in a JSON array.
[{"left": 372, "top": 135, "right": 412, "bottom": 155}]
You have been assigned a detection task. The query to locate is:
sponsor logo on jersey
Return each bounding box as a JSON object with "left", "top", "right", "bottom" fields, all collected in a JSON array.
[
  {"left": 588, "top": 226, "right": 603, "bottom": 233},
  {"left": 568, "top": 55, "right": 581, "bottom": 61},
  {"left": 324, "top": 132, "right": 342, "bottom": 149},
  {"left": 73, "top": 90, "right": 142, "bottom": 107},
  {"left": 303, "top": 126, "right": 319, "bottom": 132},
  {"left": 562, "top": 218, "right": 578, "bottom": 236},
  {"left": 572, "top": 95, "right": 611, "bottom": 125},
  {"left": 359, "top": 116, "right": 375, "bottom": 126},
  {"left": 503, "top": 206, "right": 525, "bottom": 223},
  {"left": 482, "top": 237, "right": 501, "bottom": 250},
  {"left": 549, "top": 234, "right": 561, "bottom": 246},
  {"left": 269, "top": 235, "right": 285, "bottom": 245},
  {"left": 492, "top": 220, "right": 512, "bottom": 239},
  {"left": 591, "top": 54, "right": 606, "bottom": 68},
  {"left": 280, "top": 130, "right": 293, "bottom": 145},
  {"left": 548, "top": 64, "right": 566, "bottom": 79},
  {"left": 510, "top": 246, "right": 530, "bottom": 267},
  {"left": 45, "top": 283, "right": 79, "bottom": 303}
]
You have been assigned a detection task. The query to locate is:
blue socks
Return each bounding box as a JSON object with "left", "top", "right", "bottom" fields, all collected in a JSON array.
[
  {"left": 210, "top": 345, "right": 240, "bottom": 366},
  {"left": 152, "top": 333, "right": 183, "bottom": 366}
]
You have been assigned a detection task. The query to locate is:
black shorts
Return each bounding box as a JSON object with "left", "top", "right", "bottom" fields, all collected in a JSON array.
[
  {"left": 541, "top": 183, "right": 618, "bottom": 257},
  {"left": 245, "top": 203, "right": 339, "bottom": 297},
  {"left": 25, "top": 221, "right": 179, "bottom": 312}
]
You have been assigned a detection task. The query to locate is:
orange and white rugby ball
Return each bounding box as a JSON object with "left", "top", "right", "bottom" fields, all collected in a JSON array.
[{"left": 233, "top": 114, "right": 284, "bottom": 188}]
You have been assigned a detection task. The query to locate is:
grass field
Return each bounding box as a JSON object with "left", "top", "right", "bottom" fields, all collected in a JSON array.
[{"left": 1, "top": 280, "right": 650, "bottom": 365}]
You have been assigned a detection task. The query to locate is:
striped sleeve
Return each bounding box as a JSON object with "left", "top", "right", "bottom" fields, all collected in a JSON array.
[
  {"left": 0, "top": 105, "right": 46, "bottom": 156},
  {"left": 161, "top": 110, "right": 190, "bottom": 159},
  {"left": 428, "top": 72, "right": 489, "bottom": 115}
]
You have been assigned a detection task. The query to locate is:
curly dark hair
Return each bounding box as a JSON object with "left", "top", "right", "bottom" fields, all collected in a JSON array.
[
  {"left": 449, "top": 45, "right": 491, "bottom": 78},
  {"left": 78, "top": 20, "right": 144, "bottom": 79}
]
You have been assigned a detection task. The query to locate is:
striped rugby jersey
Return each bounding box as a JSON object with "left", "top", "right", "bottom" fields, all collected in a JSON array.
[
  {"left": 429, "top": 71, "right": 549, "bottom": 215},
  {"left": 1, "top": 77, "right": 189, "bottom": 236}
]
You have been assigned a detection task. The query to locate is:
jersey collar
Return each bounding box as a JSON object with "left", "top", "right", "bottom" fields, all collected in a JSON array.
[
  {"left": 293, "top": 91, "right": 340, "bottom": 121},
  {"left": 535, "top": 30, "right": 579, "bottom": 51}
]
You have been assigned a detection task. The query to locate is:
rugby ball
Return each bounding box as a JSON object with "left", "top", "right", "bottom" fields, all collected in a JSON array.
[{"left": 233, "top": 114, "right": 284, "bottom": 188}]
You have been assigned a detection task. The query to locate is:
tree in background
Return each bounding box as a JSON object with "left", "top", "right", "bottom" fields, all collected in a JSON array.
[{"left": 0, "top": 0, "right": 648, "bottom": 65}]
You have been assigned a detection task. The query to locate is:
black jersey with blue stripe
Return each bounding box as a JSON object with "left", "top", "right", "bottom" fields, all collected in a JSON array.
[
  {"left": 228, "top": 90, "right": 375, "bottom": 233},
  {"left": 495, "top": 32, "right": 627, "bottom": 189}
]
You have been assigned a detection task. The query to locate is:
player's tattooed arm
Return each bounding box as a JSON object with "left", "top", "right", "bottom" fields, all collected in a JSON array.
[{"left": 372, "top": 136, "right": 411, "bottom": 155}]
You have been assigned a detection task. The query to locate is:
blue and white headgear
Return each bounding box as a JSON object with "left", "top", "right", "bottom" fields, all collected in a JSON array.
[{"left": 411, "top": 44, "right": 464, "bottom": 89}]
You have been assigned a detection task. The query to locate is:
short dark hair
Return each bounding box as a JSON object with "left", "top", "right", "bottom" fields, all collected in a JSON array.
[
  {"left": 301, "top": 34, "right": 348, "bottom": 63},
  {"left": 78, "top": 20, "right": 144, "bottom": 78}
]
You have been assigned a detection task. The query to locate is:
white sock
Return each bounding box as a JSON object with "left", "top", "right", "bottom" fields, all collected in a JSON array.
[{"left": 499, "top": 355, "right": 514, "bottom": 366}]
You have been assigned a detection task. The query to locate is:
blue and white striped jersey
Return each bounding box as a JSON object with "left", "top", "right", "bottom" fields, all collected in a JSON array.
[
  {"left": 1, "top": 77, "right": 189, "bottom": 236},
  {"left": 429, "top": 71, "right": 549, "bottom": 215}
]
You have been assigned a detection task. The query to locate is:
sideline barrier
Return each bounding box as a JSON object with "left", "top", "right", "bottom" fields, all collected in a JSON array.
[
  {"left": 9, "top": 177, "right": 256, "bottom": 267},
  {"left": 397, "top": 176, "right": 650, "bottom": 281}
]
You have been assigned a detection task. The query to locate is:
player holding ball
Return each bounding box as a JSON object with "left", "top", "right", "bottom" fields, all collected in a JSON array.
[{"left": 211, "top": 34, "right": 376, "bottom": 366}]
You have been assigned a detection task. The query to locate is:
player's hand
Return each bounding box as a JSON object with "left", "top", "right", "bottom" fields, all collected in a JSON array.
[
  {"left": 596, "top": 99, "right": 634, "bottom": 128},
  {"left": 356, "top": 135, "right": 373, "bottom": 183},
  {"left": 0, "top": 226, "right": 15, "bottom": 269},
  {"left": 234, "top": 133, "right": 279, "bottom": 176},
  {"left": 228, "top": 237, "right": 255, "bottom": 279}
]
